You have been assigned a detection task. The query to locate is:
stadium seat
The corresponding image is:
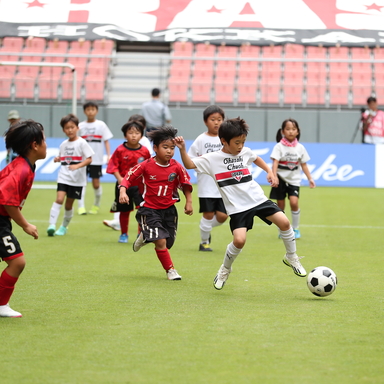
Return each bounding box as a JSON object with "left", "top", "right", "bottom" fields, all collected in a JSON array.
[
  {"left": 0, "top": 78, "right": 12, "bottom": 99},
  {"left": 84, "top": 77, "right": 105, "bottom": 101},
  {"left": 61, "top": 72, "right": 83, "bottom": 100},
  {"left": 352, "top": 86, "right": 372, "bottom": 106},
  {"left": 191, "top": 79, "right": 212, "bottom": 103},
  {"left": 38, "top": 75, "right": 60, "bottom": 100},
  {"left": 92, "top": 39, "right": 114, "bottom": 53},
  {"left": 216, "top": 45, "right": 238, "bottom": 74},
  {"left": 306, "top": 46, "right": 327, "bottom": 78},
  {"left": 329, "top": 86, "right": 350, "bottom": 105},
  {"left": 168, "top": 81, "right": 189, "bottom": 103},
  {"left": 260, "top": 84, "right": 281, "bottom": 105},
  {"left": 306, "top": 85, "right": 326, "bottom": 105},
  {"left": 214, "top": 80, "right": 235, "bottom": 104},
  {"left": 237, "top": 82, "right": 257, "bottom": 104},
  {"left": 193, "top": 43, "right": 216, "bottom": 80},
  {"left": 283, "top": 85, "right": 303, "bottom": 105},
  {"left": 14, "top": 75, "right": 36, "bottom": 99},
  {"left": 1, "top": 37, "right": 24, "bottom": 51}
]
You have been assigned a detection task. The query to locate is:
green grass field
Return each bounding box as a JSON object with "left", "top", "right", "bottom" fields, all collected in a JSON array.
[{"left": 1, "top": 183, "right": 384, "bottom": 384}]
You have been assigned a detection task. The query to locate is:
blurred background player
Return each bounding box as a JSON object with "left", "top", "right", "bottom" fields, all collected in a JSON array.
[
  {"left": 269, "top": 118, "right": 315, "bottom": 239},
  {"left": 361, "top": 96, "right": 384, "bottom": 144},
  {"left": 119, "top": 126, "right": 193, "bottom": 281},
  {"left": 0, "top": 120, "right": 46, "bottom": 317},
  {"left": 47, "top": 114, "right": 94, "bottom": 236},
  {"left": 5, "top": 110, "right": 21, "bottom": 165},
  {"left": 78, "top": 101, "right": 113, "bottom": 215},
  {"left": 106, "top": 120, "right": 151, "bottom": 243},
  {"left": 188, "top": 105, "right": 228, "bottom": 251}
]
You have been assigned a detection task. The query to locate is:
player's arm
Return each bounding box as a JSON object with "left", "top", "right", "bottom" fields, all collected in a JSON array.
[
  {"left": 104, "top": 140, "right": 111, "bottom": 161},
  {"left": 254, "top": 156, "right": 278, "bottom": 187},
  {"left": 113, "top": 171, "right": 123, "bottom": 185},
  {"left": 4, "top": 206, "right": 38, "bottom": 239},
  {"left": 301, "top": 163, "right": 316, "bottom": 188},
  {"left": 182, "top": 185, "right": 193, "bottom": 216},
  {"left": 271, "top": 158, "right": 279, "bottom": 176},
  {"left": 69, "top": 156, "right": 92, "bottom": 171},
  {"left": 119, "top": 164, "right": 142, "bottom": 204},
  {"left": 174, "top": 136, "right": 197, "bottom": 169}
]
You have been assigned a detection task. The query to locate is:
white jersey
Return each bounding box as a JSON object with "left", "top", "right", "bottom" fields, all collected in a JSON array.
[
  {"left": 139, "top": 136, "right": 154, "bottom": 156},
  {"left": 188, "top": 133, "right": 223, "bottom": 198},
  {"left": 57, "top": 137, "right": 94, "bottom": 187},
  {"left": 79, "top": 119, "right": 113, "bottom": 165},
  {"left": 192, "top": 147, "right": 268, "bottom": 215},
  {"left": 270, "top": 142, "right": 310, "bottom": 186}
]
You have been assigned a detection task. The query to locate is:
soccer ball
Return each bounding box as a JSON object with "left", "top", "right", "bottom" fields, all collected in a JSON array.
[{"left": 307, "top": 266, "right": 337, "bottom": 297}]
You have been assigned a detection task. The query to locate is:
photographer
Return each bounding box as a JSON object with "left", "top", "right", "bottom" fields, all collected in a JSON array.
[{"left": 362, "top": 97, "right": 384, "bottom": 144}]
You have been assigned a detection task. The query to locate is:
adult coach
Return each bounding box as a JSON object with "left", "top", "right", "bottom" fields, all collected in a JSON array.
[
  {"left": 140, "top": 88, "right": 172, "bottom": 135},
  {"left": 362, "top": 96, "right": 384, "bottom": 144}
]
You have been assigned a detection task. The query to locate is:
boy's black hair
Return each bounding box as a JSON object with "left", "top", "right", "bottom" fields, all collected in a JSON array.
[
  {"left": 121, "top": 121, "right": 144, "bottom": 137},
  {"left": 219, "top": 117, "right": 249, "bottom": 144},
  {"left": 83, "top": 101, "right": 99, "bottom": 111},
  {"left": 128, "top": 114, "right": 146, "bottom": 128},
  {"left": 60, "top": 114, "right": 79, "bottom": 129},
  {"left": 147, "top": 125, "right": 177, "bottom": 147},
  {"left": 276, "top": 118, "right": 301, "bottom": 142},
  {"left": 203, "top": 105, "right": 225, "bottom": 122},
  {"left": 367, "top": 96, "right": 377, "bottom": 104},
  {"left": 151, "top": 88, "right": 160, "bottom": 97},
  {"left": 5, "top": 119, "right": 45, "bottom": 157}
]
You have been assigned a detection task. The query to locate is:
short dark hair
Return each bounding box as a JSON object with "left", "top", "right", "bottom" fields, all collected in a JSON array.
[
  {"left": 83, "top": 101, "right": 99, "bottom": 111},
  {"left": 128, "top": 114, "right": 146, "bottom": 128},
  {"left": 147, "top": 125, "right": 177, "bottom": 147},
  {"left": 219, "top": 117, "right": 249, "bottom": 144},
  {"left": 367, "top": 96, "right": 377, "bottom": 104},
  {"left": 277, "top": 118, "right": 301, "bottom": 142},
  {"left": 203, "top": 105, "right": 225, "bottom": 122},
  {"left": 121, "top": 121, "right": 144, "bottom": 137},
  {"left": 151, "top": 88, "right": 160, "bottom": 97},
  {"left": 60, "top": 114, "right": 79, "bottom": 129},
  {"left": 5, "top": 119, "right": 45, "bottom": 157}
]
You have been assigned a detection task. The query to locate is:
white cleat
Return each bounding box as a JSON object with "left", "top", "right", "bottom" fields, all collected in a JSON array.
[
  {"left": 0, "top": 304, "right": 22, "bottom": 318},
  {"left": 213, "top": 264, "right": 232, "bottom": 290},
  {"left": 103, "top": 219, "right": 121, "bottom": 231},
  {"left": 283, "top": 253, "right": 307, "bottom": 277},
  {"left": 167, "top": 268, "right": 182, "bottom": 280}
]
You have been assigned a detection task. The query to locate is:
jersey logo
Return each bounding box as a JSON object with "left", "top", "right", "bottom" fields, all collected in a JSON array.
[
  {"left": 65, "top": 157, "right": 72, "bottom": 164},
  {"left": 168, "top": 172, "right": 177, "bottom": 182},
  {"left": 231, "top": 171, "right": 244, "bottom": 182},
  {"left": 149, "top": 175, "right": 156, "bottom": 180},
  {"left": 138, "top": 156, "right": 145, "bottom": 163}
]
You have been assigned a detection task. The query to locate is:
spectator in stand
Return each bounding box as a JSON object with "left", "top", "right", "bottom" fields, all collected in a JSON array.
[{"left": 362, "top": 96, "right": 384, "bottom": 144}]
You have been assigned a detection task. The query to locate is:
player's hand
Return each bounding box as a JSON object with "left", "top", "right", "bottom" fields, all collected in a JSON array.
[
  {"left": 53, "top": 156, "right": 60, "bottom": 163},
  {"left": 309, "top": 178, "right": 316, "bottom": 188},
  {"left": 119, "top": 189, "right": 129, "bottom": 204},
  {"left": 68, "top": 164, "right": 78, "bottom": 171},
  {"left": 23, "top": 223, "right": 38, "bottom": 239},
  {"left": 173, "top": 136, "right": 186, "bottom": 149},
  {"left": 184, "top": 202, "right": 193, "bottom": 216},
  {"left": 267, "top": 171, "right": 279, "bottom": 187}
]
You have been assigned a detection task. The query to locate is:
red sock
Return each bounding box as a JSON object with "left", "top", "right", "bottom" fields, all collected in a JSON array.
[
  {"left": 0, "top": 269, "right": 19, "bottom": 306},
  {"left": 119, "top": 211, "right": 130, "bottom": 234},
  {"left": 155, "top": 248, "right": 173, "bottom": 271}
]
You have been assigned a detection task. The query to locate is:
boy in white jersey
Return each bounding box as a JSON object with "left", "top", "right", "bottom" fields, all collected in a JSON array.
[
  {"left": 175, "top": 117, "right": 306, "bottom": 291},
  {"left": 188, "top": 105, "right": 228, "bottom": 252},
  {"left": 78, "top": 101, "right": 113, "bottom": 215},
  {"left": 47, "top": 114, "right": 94, "bottom": 236}
]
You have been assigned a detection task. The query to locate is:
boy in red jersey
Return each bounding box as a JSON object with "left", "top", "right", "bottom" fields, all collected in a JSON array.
[
  {"left": 0, "top": 120, "right": 47, "bottom": 317},
  {"left": 119, "top": 126, "right": 193, "bottom": 280},
  {"left": 107, "top": 120, "right": 151, "bottom": 243}
]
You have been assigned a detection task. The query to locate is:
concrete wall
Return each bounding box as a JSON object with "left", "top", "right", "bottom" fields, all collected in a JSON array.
[{"left": 0, "top": 104, "right": 363, "bottom": 143}]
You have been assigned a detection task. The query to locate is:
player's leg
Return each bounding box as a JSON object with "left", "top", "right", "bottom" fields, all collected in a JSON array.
[
  {"left": 47, "top": 189, "right": 66, "bottom": 236},
  {"left": 89, "top": 177, "right": 101, "bottom": 214},
  {"left": 78, "top": 166, "right": 90, "bottom": 215},
  {"left": 199, "top": 211, "right": 214, "bottom": 251},
  {"left": 55, "top": 196, "right": 74, "bottom": 236},
  {"left": 153, "top": 238, "right": 181, "bottom": 281},
  {"left": 118, "top": 211, "right": 130, "bottom": 243},
  {"left": 288, "top": 186, "right": 300, "bottom": 238}
]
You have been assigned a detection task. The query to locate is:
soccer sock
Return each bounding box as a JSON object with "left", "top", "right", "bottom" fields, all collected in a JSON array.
[
  {"left": 199, "top": 217, "right": 213, "bottom": 243},
  {"left": 120, "top": 211, "right": 129, "bottom": 235},
  {"left": 223, "top": 242, "right": 242, "bottom": 270},
  {"left": 0, "top": 269, "right": 18, "bottom": 306},
  {"left": 62, "top": 208, "right": 73, "bottom": 228},
  {"left": 155, "top": 248, "right": 173, "bottom": 271},
  {"left": 49, "top": 202, "right": 62, "bottom": 225},
  {"left": 211, "top": 215, "right": 222, "bottom": 228},
  {"left": 280, "top": 227, "right": 296, "bottom": 256},
  {"left": 94, "top": 185, "right": 102, "bottom": 206},
  {"left": 78, "top": 186, "right": 86, "bottom": 208},
  {"left": 291, "top": 209, "right": 300, "bottom": 229},
  {"left": 113, "top": 212, "right": 120, "bottom": 221}
]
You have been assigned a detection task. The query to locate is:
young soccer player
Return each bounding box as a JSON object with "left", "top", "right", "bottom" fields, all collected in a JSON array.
[
  {"left": 119, "top": 126, "right": 193, "bottom": 281},
  {"left": 0, "top": 120, "right": 47, "bottom": 317},
  {"left": 78, "top": 101, "right": 113, "bottom": 215},
  {"left": 188, "top": 105, "right": 228, "bottom": 251},
  {"left": 47, "top": 114, "right": 94, "bottom": 236},
  {"left": 175, "top": 117, "right": 306, "bottom": 290},
  {"left": 270, "top": 118, "right": 316, "bottom": 239},
  {"left": 107, "top": 120, "right": 151, "bottom": 243}
]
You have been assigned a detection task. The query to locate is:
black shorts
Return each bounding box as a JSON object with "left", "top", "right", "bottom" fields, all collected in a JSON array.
[
  {"left": 57, "top": 183, "right": 83, "bottom": 200},
  {"left": 229, "top": 200, "right": 282, "bottom": 232},
  {"left": 269, "top": 175, "right": 300, "bottom": 200},
  {"left": 110, "top": 183, "right": 142, "bottom": 213},
  {"left": 136, "top": 205, "right": 178, "bottom": 249},
  {"left": 199, "top": 197, "right": 227, "bottom": 214},
  {"left": 0, "top": 216, "right": 23, "bottom": 260},
  {"left": 86, "top": 165, "right": 103, "bottom": 179}
]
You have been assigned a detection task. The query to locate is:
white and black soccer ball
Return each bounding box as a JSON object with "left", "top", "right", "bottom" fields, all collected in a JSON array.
[{"left": 307, "top": 266, "right": 337, "bottom": 297}]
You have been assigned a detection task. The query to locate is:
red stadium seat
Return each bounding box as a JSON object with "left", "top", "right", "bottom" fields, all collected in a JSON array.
[
  {"left": 92, "top": 39, "right": 114, "bottom": 53},
  {"left": 283, "top": 85, "right": 303, "bottom": 105},
  {"left": 329, "top": 86, "right": 350, "bottom": 105},
  {"left": 260, "top": 84, "right": 281, "bottom": 105},
  {"left": 306, "top": 85, "right": 326, "bottom": 105},
  {"left": 84, "top": 78, "right": 105, "bottom": 101},
  {"left": 214, "top": 79, "right": 235, "bottom": 104},
  {"left": 1, "top": 37, "right": 24, "bottom": 51},
  {"left": 168, "top": 81, "right": 189, "bottom": 103},
  {"left": 237, "top": 80, "right": 257, "bottom": 104},
  {"left": 38, "top": 75, "right": 60, "bottom": 100},
  {"left": 191, "top": 79, "right": 212, "bottom": 103},
  {"left": 61, "top": 72, "right": 83, "bottom": 100},
  {"left": 14, "top": 75, "right": 36, "bottom": 99},
  {"left": 0, "top": 78, "right": 12, "bottom": 98}
]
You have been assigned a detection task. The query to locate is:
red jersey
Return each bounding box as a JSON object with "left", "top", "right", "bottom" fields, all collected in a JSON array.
[
  {"left": 107, "top": 143, "right": 151, "bottom": 178},
  {"left": 0, "top": 156, "right": 35, "bottom": 217},
  {"left": 121, "top": 157, "right": 192, "bottom": 210}
]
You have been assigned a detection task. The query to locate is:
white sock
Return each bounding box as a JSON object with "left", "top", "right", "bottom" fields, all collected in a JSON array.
[
  {"left": 211, "top": 215, "right": 222, "bottom": 228},
  {"left": 279, "top": 227, "right": 296, "bottom": 257},
  {"left": 113, "top": 212, "right": 120, "bottom": 221},
  {"left": 94, "top": 185, "right": 102, "bottom": 206},
  {"left": 223, "top": 242, "right": 242, "bottom": 269},
  {"left": 78, "top": 186, "right": 86, "bottom": 208},
  {"left": 49, "top": 202, "right": 62, "bottom": 225},
  {"left": 291, "top": 209, "right": 300, "bottom": 229},
  {"left": 200, "top": 217, "right": 213, "bottom": 243},
  {"left": 62, "top": 209, "right": 73, "bottom": 228}
]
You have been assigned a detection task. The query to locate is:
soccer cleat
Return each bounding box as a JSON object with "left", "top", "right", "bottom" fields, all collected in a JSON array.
[
  {"left": 78, "top": 207, "right": 87, "bottom": 215},
  {"left": 118, "top": 234, "right": 128, "bottom": 243},
  {"left": 103, "top": 219, "right": 121, "bottom": 231},
  {"left": 213, "top": 264, "right": 232, "bottom": 290},
  {"left": 167, "top": 268, "right": 182, "bottom": 280},
  {"left": 294, "top": 229, "right": 301, "bottom": 239},
  {"left": 47, "top": 224, "right": 56, "bottom": 237},
  {"left": 133, "top": 232, "right": 147, "bottom": 252},
  {"left": 55, "top": 226, "right": 67, "bottom": 236},
  {"left": 88, "top": 205, "right": 99, "bottom": 215},
  {"left": 199, "top": 243, "right": 213, "bottom": 252},
  {"left": 283, "top": 253, "right": 306, "bottom": 277},
  {"left": 0, "top": 304, "right": 22, "bottom": 318}
]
